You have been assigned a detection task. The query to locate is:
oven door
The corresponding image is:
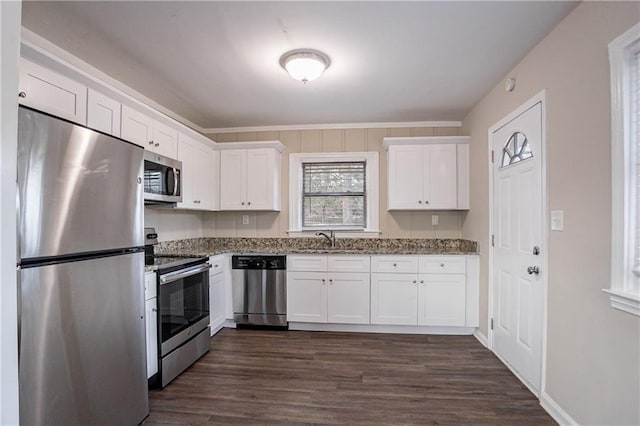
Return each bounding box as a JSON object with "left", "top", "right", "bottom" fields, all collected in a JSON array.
[{"left": 158, "top": 263, "right": 211, "bottom": 356}]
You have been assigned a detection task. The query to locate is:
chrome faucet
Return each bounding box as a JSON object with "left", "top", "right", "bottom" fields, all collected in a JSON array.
[{"left": 315, "top": 230, "right": 336, "bottom": 249}]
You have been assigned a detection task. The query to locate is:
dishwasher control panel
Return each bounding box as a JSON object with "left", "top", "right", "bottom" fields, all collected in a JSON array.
[{"left": 232, "top": 255, "right": 286, "bottom": 270}]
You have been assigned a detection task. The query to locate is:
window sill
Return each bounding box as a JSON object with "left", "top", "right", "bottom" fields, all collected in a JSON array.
[
  {"left": 602, "top": 289, "right": 640, "bottom": 317},
  {"left": 288, "top": 230, "right": 381, "bottom": 238}
]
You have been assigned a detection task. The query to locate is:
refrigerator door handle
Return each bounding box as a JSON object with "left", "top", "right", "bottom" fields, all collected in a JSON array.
[{"left": 159, "top": 263, "right": 211, "bottom": 285}]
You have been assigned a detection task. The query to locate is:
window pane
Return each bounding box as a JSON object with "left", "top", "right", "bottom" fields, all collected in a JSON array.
[
  {"left": 303, "top": 195, "right": 365, "bottom": 227},
  {"left": 303, "top": 162, "right": 365, "bottom": 193}
]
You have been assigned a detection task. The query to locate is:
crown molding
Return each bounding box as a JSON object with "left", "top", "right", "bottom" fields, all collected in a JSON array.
[{"left": 203, "top": 120, "right": 462, "bottom": 135}]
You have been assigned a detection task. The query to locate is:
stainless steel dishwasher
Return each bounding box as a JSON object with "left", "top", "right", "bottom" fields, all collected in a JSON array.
[{"left": 232, "top": 255, "right": 287, "bottom": 327}]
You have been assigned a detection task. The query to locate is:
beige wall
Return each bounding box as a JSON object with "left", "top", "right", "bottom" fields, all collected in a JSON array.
[
  {"left": 202, "top": 126, "right": 466, "bottom": 239},
  {"left": 461, "top": 2, "right": 640, "bottom": 424},
  {"left": 144, "top": 208, "right": 205, "bottom": 242}
]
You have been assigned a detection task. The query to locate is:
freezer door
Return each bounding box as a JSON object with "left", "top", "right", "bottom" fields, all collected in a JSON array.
[
  {"left": 18, "top": 107, "right": 144, "bottom": 259},
  {"left": 19, "top": 252, "right": 148, "bottom": 425}
]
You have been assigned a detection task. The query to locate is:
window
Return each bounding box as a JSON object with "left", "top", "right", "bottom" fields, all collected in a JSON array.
[
  {"left": 289, "top": 152, "right": 379, "bottom": 236},
  {"left": 500, "top": 131, "right": 533, "bottom": 168},
  {"left": 607, "top": 23, "right": 640, "bottom": 316},
  {"left": 302, "top": 162, "right": 366, "bottom": 228}
]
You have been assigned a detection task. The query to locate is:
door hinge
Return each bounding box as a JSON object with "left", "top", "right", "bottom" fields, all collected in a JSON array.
[
  {"left": 490, "top": 318, "right": 494, "bottom": 330},
  {"left": 491, "top": 150, "right": 494, "bottom": 163},
  {"left": 491, "top": 234, "right": 495, "bottom": 247}
]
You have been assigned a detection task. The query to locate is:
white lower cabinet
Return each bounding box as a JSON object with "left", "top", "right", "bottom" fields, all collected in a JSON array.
[
  {"left": 370, "top": 273, "right": 418, "bottom": 325},
  {"left": 287, "top": 255, "right": 370, "bottom": 324},
  {"left": 417, "top": 274, "right": 466, "bottom": 326},
  {"left": 144, "top": 271, "right": 158, "bottom": 379},
  {"left": 209, "top": 255, "right": 227, "bottom": 334}
]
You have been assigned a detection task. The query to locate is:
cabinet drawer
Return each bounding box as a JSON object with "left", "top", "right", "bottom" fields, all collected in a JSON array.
[
  {"left": 287, "top": 255, "right": 328, "bottom": 272},
  {"left": 209, "top": 255, "right": 225, "bottom": 276},
  {"left": 327, "top": 256, "right": 370, "bottom": 273},
  {"left": 371, "top": 256, "right": 418, "bottom": 273},
  {"left": 419, "top": 256, "right": 466, "bottom": 274},
  {"left": 144, "top": 271, "right": 157, "bottom": 301}
]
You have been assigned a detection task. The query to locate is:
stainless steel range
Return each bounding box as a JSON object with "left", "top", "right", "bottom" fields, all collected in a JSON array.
[{"left": 145, "top": 228, "right": 211, "bottom": 388}]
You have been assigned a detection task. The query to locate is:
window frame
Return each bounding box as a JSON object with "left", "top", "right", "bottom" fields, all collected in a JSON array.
[
  {"left": 289, "top": 152, "right": 380, "bottom": 237},
  {"left": 606, "top": 23, "right": 640, "bottom": 316}
]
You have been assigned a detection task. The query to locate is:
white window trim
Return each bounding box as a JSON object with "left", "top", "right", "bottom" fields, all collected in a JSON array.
[
  {"left": 288, "top": 152, "right": 380, "bottom": 237},
  {"left": 606, "top": 23, "right": 640, "bottom": 316}
]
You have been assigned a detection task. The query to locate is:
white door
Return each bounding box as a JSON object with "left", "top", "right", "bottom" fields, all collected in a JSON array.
[
  {"left": 209, "top": 271, "right": 226, "bottom": 333},
  {"left": 152, "top": 121, "right": 178, "bottom": 159},
  {"left": 418, "top": 273, "right": 466, "bottom": 326},
  {"left": 425, "top": 144, "right": 457, "bottom": 209},
  {"left": 121, "top": 105, "right": 152, "bottom": 148},
  {"left": 176, "top": 134, "right": 196, "bottom": 209},
  {"left": 327, "top": 272, "right": 370, "bottom": 324},
  {"left": 491, "top": 100, "right": 544, "bottom": 392},
  {"left": 370, "top": 273, "right": 418, "bottom": 325},
  {"left": 245, "top": 148, "right": 273, "bottom": 210},
  {"left": 219, "top": 149, "right": 246, "bottom": 210},
  {"left": 286, "top": 272, "right": 327, "bottom": 323},
  {"left": 87, "top": 89, "right": 121, "bottom": 137},
  {"left": 387, "top": 145, "right": 423, "bottom": 209}
]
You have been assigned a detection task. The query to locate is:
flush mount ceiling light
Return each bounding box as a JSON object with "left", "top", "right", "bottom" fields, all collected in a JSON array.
[{"left": 279, "top": 49, "right": 331, "bottom": 83}]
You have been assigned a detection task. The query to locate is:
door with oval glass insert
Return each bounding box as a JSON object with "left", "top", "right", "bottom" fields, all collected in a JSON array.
[{"left": 491, "top": 100, "right": 544, "bottom": 393}]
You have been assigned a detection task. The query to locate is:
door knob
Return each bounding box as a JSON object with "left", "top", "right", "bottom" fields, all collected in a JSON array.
[{"left": 527, "top": 266, "right": 540, "bottom": 275}]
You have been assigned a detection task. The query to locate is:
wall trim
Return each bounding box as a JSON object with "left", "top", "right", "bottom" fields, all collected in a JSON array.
[
  {"left": 288, "top": 322, "right": 476, "bottom": 335},
  {"left": 540, "top": 391, "right": 579, "bottom": 426},
  {"left": 473, "top": 329, "right": 489, "bottom": 348},
  {"left": 204, "top": 120, "right": 462, "bottom": 134}
]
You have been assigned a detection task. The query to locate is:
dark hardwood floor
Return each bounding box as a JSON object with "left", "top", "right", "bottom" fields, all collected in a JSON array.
[{"left": 145, "top": 328, "right": 555, "bottom": 425}]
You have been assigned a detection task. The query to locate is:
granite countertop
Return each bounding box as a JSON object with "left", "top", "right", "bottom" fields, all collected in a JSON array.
[{"left": 149, "top": 237, "right": 478, "bottom": 260}]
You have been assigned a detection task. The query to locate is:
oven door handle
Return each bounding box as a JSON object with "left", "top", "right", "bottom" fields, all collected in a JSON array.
[{"left": 159, "top": 263, "right": 212, "bottom": 285}]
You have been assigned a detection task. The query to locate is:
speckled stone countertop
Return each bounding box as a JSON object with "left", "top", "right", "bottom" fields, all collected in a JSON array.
[{"left": 152, "top": 237, "right": 478, "bottom": 259}]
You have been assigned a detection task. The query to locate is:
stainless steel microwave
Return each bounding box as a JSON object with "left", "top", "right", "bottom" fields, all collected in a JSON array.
[{"left": 143, "top": 150, "right": 182, "bottom": 204}]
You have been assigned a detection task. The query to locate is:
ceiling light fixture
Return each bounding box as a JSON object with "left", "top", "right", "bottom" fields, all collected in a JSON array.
[{"left": 279, "top": 49, "right": 331, "bottom": 84}]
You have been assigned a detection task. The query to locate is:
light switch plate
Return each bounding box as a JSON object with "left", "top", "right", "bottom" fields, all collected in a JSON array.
[
  {"left": 551, "top": 210, "right": 564, "bottom": 231},
  {"left": 431, "top": 214, "right": 439, "bottom": 226}
]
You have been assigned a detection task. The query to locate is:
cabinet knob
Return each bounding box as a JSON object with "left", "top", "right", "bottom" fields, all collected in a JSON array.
[
  {"left": 241, "top": 202, "right": 245, "bottom": 205},
  {"left": 393, "top": 263, "right": 397, "bottom": 267},
  {"left": 440, "top": 263, "right": 445, "bottom": 267},
  {"left": 155, "top": 143, "right": 160, "bottom": 147},
  {"left": 426, "top": 201, "right": 430, "bottom": 204},
  {"left": 322, "top": 278, "right": 326, "bottom": 284},
  {"left": 420, "top": 280, "right": 424, "bottom": 284},
  {"left": 329, "top": 279, "right": 333, "bottom": 284},
  {"left": 412, "top": 280, "right": 417, "bottom": 284},
  {"left": 151, "top": 307, "right": 158, "bottom": 312},
  {"left": 148, "top": 141, "right": 154, "bottom": 145},
  {"left": 18, "top": 91, "right": 26, "bottom": 98},
  {"left": 418, "top": 200, "right": 422, "bottom": 204},
  {"left": 247, "top": 201, "right": 251, "bottom": 205}
]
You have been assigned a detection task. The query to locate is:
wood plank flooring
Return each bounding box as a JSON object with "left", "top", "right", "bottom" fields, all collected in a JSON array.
[{"left": 145, "top": 329, "right": 555, "bottom": 425}]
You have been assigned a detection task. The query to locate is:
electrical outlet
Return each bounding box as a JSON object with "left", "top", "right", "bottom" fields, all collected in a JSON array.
[
  {"left": 241, "top": 215, "right": 249, "bottom": 225},
  {"left": 432, "top": 214, "right": 439, "bottom": 226}
]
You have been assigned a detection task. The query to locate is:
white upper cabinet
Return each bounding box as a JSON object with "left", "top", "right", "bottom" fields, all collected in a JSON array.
[
  {"left": 87, "top": 88, "right": 121, "bottom": 137},
  {"left": 384, "top": 136, "right": 470, "bottom": 210},
  {"left": 121, "top": 105, "right": 178, "bottom": 158},
  {"left": 18, "top": 59, "right": 87, "bottom": 125},
  {"left": 177, "top": 133, "right": 218, "bottom": 211},
  {"left": 218, "top": 142, "right": 283, "bottom": 211}
]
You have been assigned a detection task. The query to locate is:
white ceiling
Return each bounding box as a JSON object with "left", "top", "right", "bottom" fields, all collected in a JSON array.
[{"left": 21, "top": 1, "right": 578, "bottom": 131}]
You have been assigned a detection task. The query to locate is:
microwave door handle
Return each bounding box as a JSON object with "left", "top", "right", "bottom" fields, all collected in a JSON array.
[{"left": 173, "top": 168, "right": 178, "bottom": 196}]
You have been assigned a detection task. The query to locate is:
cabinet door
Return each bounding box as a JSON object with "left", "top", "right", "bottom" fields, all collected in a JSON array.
[
  {"left": 121, "top": 105, "right": 152, "bottom": 148},
  {"left": 327, "top": 272, "right": 370, "bottom": 324},
  {"left": 424, "top": 144, "right": 457, "bottom": 209},
  {"left": 145, "top": 297, "right": 158, "bottom": 378},
  {"left": 417, "top": 274, "right": 466, "bottom": 326},
  {"left": 87, "top": 88, "right": 121, "bottom": 137},
  {"left": 387, "top": 145, "right": 423, "bottom": 210},
  {"left": 194, "top": 141, "right": 215, "bottom": 210},
  {"left": 245, "top": 148, "right": 275, "bottom": 210},
  {"left": 152, "top": 121, "right": 178, "bottom": 159},
  {"left": 219, "top": 149, "right": 246, "bottom": 210},
  {"left": 286, "top": 272, "right": 327, "bottom": 323},
  {"left": 19, "top": 60, "right": 87, "bottom": 125},
  {"left": 176, "top": 134, "right": 196, "bottom": 209},
  {"left": 370, "top": 273, "right": 418, "bottom": 325},
  {"left": 209, "top": 270, "right": 226, "bottom": 333}
]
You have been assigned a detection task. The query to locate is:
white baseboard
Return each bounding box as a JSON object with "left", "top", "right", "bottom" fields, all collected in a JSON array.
[
  {"left": 473, "top": 329, "right": 489, "bottom": 348},
  {"left": 288, "top": 322, "right": 475, "bottom": 335},
  {"left": 540, "top": 391, "right": 578, "bottom": 426}
]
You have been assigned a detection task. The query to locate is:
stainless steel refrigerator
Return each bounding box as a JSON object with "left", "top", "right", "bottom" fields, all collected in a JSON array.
[{"left": 17, "top": 106, "right": 149, "bottom": 425}]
